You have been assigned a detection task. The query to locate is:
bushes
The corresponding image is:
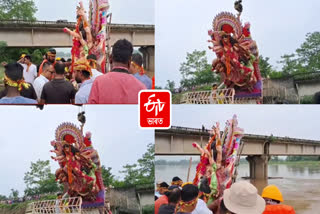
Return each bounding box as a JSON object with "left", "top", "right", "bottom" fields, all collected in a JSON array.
[{"left": 142, "top": 205, "right": 154, "bottom": 214}]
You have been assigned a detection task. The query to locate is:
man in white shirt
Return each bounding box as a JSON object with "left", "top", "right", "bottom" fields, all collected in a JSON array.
[
  {"left": 192, "top": 198, "right": 212, "bottom": 214},
  {"left": 33, "top": 62, "right": 54, "bottom": 101},
  {"left": 20, "top": 55, "right": 38, "bottom": 84}
]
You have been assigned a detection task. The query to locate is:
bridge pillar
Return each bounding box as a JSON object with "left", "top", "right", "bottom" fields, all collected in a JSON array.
[
  {"left": 139, "top": 46, "right": 154, "bottom": 79},
  {"left": 246, "top": 155, "right": 269, "bottom": 180}
]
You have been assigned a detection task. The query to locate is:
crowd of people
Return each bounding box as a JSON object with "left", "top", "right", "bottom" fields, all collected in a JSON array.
[
  {"left": 155, "top": 177, "right": 296, "bottom": 214},
  {"left": 0, "top": 39, "right": 153, "bottom": 104}
]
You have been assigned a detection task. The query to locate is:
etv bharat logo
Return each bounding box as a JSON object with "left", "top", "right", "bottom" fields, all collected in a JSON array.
[
  {"left": 144, "top": 94, "right": 165, "bottom": 125},
  {"left": 139, "top": 90, "right": 171, "bottom": 129}
]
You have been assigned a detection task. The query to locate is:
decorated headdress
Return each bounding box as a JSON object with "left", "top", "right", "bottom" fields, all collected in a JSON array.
[
  {"left": 87, "top": 54, "right": 97, "bottom": 69},
  {"left": 213, "top": 12, "right": 242, "bottom": 38},
  {"left": 131, "top": 61, "right": 145, "bottom": 75},
  {"left": 47, "top": 48, "right": 56, "bottom": 57},
  {"left": 55, "top": 122, "right": 83, "bottom": 145},
  {"left": 4, "top": 74, "right": 30, "bottom": 91},
  {"left": 131, "top": 52, "right": 145, "bottom": 75},
  {"left": 74, "top": 59, "right": 93, "bottom": 77},
  {"left": 175, "top": 183, "right": 199, "bottom": 213},
  {"left": 3, "top": 63, "right": 30, "bottom": 91},
  {"left": 171, "top": 176, "right": 183, "bottom": 186}
]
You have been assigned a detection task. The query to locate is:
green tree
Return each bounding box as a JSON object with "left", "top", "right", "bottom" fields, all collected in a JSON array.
[
  {"left": 278, "top": 54, "right": 299, "bottom": 75},
  {"left": 101, "top": 165, "right": 115, "bottom": 187},
  {"left": 24, "top": 160, "right": 61, "bottom": 196},
  {"left": 136, "top": 143, "right": 154, "bottom": 182},
  {"left": 259, "top": 55, "right": 274, "bottom": 78},
  {"left": 0, "top": 47, "right": 48, "bottom": 65},
  {"left": 0, "top": 0, "right": 37, "bottom": 21},
  {"left": 165, "top": 80, "right": 175, "bottom": 93},
  {"left": 180, "top": 50, "right": 215, "bottom": 89},
  {"left": 9, "top": 189, "right": 19, "bottom": 200},
  {"left": 0, "top": 194, "right": 7, "bottom": 201},
  {"left": 120, "top": 163, "right": 140, "bottom": 186},
  {"left": 296, "top": 32, "right": 320, "bottom": 73},
  {"left": 119, "top": 143, "right": 154, "bottom": 187}
]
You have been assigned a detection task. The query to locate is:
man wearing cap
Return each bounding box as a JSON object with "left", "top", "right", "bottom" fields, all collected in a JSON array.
[
  {"left": 88, "top": 39, "right": 146, "bottom": 104},
  {"left": 209, "top": 181, "right": 266, "bottom": 214},
  {"left": 155, "top": 182, "right": 170, "bottom": 214},
  {"left": 129, "top": 52, "right": 152, "bottom": 89},
  {"left": 74, "top": 59, "right": 94, "bottom": 104},
  {"left": 262, "top": 185, "right": 295, "bottom": 214},
  {"left": 0, "top": 63, "right": 37, "bottom": 104},
  {"left": 87, "top": 54, "right": 103, "bottom": 80}
]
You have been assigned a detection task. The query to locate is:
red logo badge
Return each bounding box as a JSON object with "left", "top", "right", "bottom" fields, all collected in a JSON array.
[{"left": 139, "top": 90, "right": 171, "bottom": 129}]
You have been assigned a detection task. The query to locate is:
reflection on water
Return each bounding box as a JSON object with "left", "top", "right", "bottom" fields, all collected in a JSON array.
[{"left": 155, "top": 162, "right": 320, "bottom": 214}]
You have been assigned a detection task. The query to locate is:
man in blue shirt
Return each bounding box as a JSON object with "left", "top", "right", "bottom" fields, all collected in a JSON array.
[
  {"left": 130, "top": 53, "right": 152, "bottom": 89},
  {"left": 74, "top": 59, "right": 94, "bottom": 104},
  {"left": 0, "top": 63, "right": 37, "bottom": 104}
]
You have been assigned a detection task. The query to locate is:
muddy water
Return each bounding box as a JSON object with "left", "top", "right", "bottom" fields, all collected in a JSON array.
[{"left": 155, "top": 161, "right": 320, "bottom": 214}]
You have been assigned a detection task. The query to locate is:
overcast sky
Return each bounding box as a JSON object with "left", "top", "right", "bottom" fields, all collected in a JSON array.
[
  {"left": 171, "top": 105, "right": 320, "bottom": 140},
  {"left": 34, "top": 0, "right": 154, "bottom": 24},
  {"left": 155, "top": 0, "right": 320, "bottom": 87},
  {"left": 0, "top": 105, "right": 153, "bottom": 197}
]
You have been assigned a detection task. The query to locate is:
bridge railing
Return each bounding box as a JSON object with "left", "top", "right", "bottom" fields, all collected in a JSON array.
[
  {"left": 181, "top": 88, "right": 236, "bottom": 104},
  {"left": 27, "top": 197, "right": 82, "bottom": 214},
  {"left": 0, "top": 20, "right": 155, "bottom": 30},
  {"left": 0, "top": 19, "right": 76, "bottom": 27},
  {"left": 170, "top": 126, "right": 211, "bottom": 134}
]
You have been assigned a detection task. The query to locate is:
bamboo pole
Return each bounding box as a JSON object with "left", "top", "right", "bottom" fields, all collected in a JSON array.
[{"left": 187, "top": 157, "right": 192, "bottom": 182}]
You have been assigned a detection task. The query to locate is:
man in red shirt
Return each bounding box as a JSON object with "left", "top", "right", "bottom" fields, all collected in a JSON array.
[
  {"left": 88, "top": 39, "right": 146, "bottom": 104},
  {"left": 154, "top": 183, "right": 172, "bottom": 214}
]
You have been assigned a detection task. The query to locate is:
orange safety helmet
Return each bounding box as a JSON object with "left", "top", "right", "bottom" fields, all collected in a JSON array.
[{"left": 262, "top": 185, "right": 284, "bottom": 202}]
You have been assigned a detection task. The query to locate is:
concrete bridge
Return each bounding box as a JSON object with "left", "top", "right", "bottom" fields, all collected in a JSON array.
[
  {"left": 155, "top": 126, "right": 320, "bottom": 179},
  {"left": 0, "top": 20, "right": 155, "bottom": 75}
]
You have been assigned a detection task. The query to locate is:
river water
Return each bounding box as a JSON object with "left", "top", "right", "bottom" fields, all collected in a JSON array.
[{"left": 155, "top": 159, "right": 320, "bottom": 214}]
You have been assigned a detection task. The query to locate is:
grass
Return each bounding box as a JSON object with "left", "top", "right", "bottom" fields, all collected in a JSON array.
[
  {"left": 0, "top": 66, "right": 4, "bottom": 92},
  {"left": 172, "top": 93, "right": 184, "bottom": 104},
  {"left": 0, "top": 202, "right": 27, "bottom": 212}
]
